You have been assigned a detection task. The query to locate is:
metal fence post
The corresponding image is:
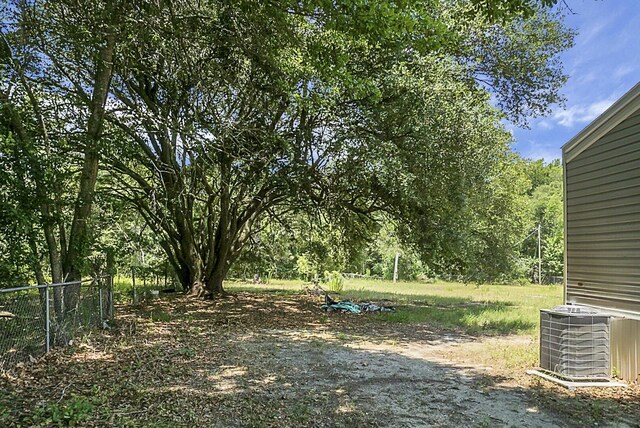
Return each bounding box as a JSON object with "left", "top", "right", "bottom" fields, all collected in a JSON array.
[
  {"left": 132, "top": 268, "right": 137, "bottom": 304},
  {"left": 45, "top": 285, "right": 50, "bottom": 353},
  {"left": 99, "top": 286, "right": 103, "bottom": 324},
  {"left": 109, "top": 275, "right": 114, "bottom": 319}
]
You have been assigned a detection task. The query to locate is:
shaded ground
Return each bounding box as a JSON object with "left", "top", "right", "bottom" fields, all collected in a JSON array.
[{"left": 1, "top": 291, "right": 639, "bottom": 427}]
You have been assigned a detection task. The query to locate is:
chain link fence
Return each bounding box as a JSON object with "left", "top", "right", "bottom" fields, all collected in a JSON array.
[
  {"left": 110, "top": 272, "right": 181, "bottom": 305},
  {"left": 0, "top": 277, "right": 113, "bottom": 372}
]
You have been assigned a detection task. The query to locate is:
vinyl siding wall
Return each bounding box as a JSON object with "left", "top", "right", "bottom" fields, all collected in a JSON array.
[
  {"left": 565, "top": 110, "right": 640, "bottom": 314},
  {"left": 611, "top": 318, "right": 640, "bottom": 381}
]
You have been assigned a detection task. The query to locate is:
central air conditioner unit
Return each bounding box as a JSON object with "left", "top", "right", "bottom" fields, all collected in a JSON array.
[{"left": 540, "top": 305, "right": 611, "bottom": 380}]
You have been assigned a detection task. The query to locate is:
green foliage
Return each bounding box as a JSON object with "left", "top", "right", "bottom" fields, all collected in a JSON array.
[
  {"left": 360, "top": 222, "right": 425, "bottom": 280},
  {"left": 520, "top": 159, "right": 564, "bottom": 279},
  {"left": 229, "top": 221, "right": 298, "bottom": 280},
  {"left": 296, "top": 254, "right": 318, "bottom": 281},
  {"left": 231, "top": 213, "right": 374, "bottom": 281},
  {"left": 30, "top": 394, "right": 94, "bottom": 427},
  {"left": 0, "top": 0, "right": 573, "bottom": 291},
  {"left": 0, "top": 127, "right": 41, "bottom": 286},
  {"left": 469, "top": 0, "right": 559, "bottom": 22},
  {"left": 455, "top": 6, "right": 575, "bottom": 125},
  {"left": 227, "top": 277, "right": 563, "bottom": 336},
  {"left": 323, "top": 270, "right": 344, "bottom": 293},
  {"left": 232, "top": 156, "right": 566, "bottom": 285}
]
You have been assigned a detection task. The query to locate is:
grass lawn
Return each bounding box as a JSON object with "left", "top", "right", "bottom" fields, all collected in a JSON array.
[
  {"left": 113, "top": 275, "right": 563, "bottom": 335},
  {"left": 228, "top": 278, "right": 563, "bottom": 336}
]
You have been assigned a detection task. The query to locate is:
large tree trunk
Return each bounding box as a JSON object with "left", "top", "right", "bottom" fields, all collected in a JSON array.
[
  {"left": 202, "top": 154, "right": 232, "bottom": 297},
  {"left": 42, "top": 219, "right": 64, "bottom": 323},
  {"left": 28, "top": 236, "right": 46, "bottom": 286},
  {"left": 185, "top": 261, "right": 207, "bottom": 298},
  {"left": 206, "top": 235, "right": 232, "bottom": 296},
  {"left": 207, "top": 271, "right": 225, "bottom": 296},
  {"left": 63, "top": 33, "right": 116, "bottom": 281},
  {"left": 206, "top": 242, "right": 230, "bottom": 296},
  {"left": 62, "top": 33, "right": 115, "bottom": 314},
  {"left": 29, "top": 237, "right": 51, "bottom": 351}
]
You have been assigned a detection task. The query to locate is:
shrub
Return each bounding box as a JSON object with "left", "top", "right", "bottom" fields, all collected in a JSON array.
[
  {"left": 31, "top": 394, "right": 94, "bottom": 427},
  {"left": 324, "top": 270, "right": 344, "bottom": 293}
]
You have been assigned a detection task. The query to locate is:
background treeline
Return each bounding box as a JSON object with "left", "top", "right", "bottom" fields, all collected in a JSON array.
[
  {"left": 1, "top": 155, "right": 563, "bottom": 286},
  {"left": 215, "top": 158, "right": 564, "bottom": 283},
  {"left": 0, "top": 0, "right": 572, "bottom": 292}
]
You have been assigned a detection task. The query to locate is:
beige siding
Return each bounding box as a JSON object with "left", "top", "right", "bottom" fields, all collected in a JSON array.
[
  {"left": 565, "top": 111, "right": 640, "bottom": 314},
  {"left": 611, "top": 318, "right": 640, "bottom": 381}
]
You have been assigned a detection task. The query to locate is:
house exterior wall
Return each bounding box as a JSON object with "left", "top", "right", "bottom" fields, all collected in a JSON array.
[
  {"left": 564, "top": 110, "right": 640, "bottom": 315},
  {"left": 611, "top": 318, "right": 640, "bottom": 381}
]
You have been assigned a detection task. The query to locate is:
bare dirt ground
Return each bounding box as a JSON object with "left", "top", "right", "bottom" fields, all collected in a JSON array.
[{"left": 1, "top": 292, "right": 639, "bottom": 427}]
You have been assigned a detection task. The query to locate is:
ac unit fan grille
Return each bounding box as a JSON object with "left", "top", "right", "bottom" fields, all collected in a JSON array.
[{"left": 540, "top": 308, "right": 611, "bottom": 380}]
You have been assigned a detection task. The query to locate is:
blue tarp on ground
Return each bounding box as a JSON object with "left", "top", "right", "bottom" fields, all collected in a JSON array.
[{"left": 321, "top": 295, "right": 395, "bottom": 313}]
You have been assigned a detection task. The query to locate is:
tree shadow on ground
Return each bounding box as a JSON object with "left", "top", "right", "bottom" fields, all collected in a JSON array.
[
  {"left": 140, "top": 290, "right": 533, "bottom": 336},
  {"left": 0, "top": 292, "right": 637, "bottom": 428},
  {"left": 225, "top": 285, "right": 538, "bottom": 335}
]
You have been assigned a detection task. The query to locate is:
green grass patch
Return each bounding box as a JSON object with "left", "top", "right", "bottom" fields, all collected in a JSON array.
[
  {"left": 228, "top": 278, "right": 563, "bottom": 336},
  {"left": 29, "top": 394, "right": 94, "bottom": 427},
  {"left": 115, "top": 276, "right": 561, "bottom": 337},
  {"left": 377, "top": 302, "right": 537, "bottom": 335},
  {"left": 149, "top": 310, "right": 172, "bottom": 323},
  {"left": 487, "top": 340, "right": 538, "bottom": 370},
  {"left": 344, "top": 279, "right": 561, "bottom": 335}
]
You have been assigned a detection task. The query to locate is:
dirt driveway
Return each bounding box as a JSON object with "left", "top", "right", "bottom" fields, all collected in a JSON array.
[
  {"left": 1, "top": 293, "right": 637, "bottom": 427},
  {"left": 235, "top": 329, "right": 559, "bottom": 427}
]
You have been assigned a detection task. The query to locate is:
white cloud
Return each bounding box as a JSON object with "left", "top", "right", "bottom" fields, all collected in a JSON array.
[
  {"left": 537, "top": 120, "right": 553, "bottom": 130},
  {"left": 578, "top": 20, "right": 607, "bottom": 44},
  {"left": 572, "top": 71, "right": 598, "bottom": 85},
  {"left": 552, "top": 99, "right": 615, "bottom": 128},
  {"left": 613, "top": 64, "right": 635, "bottom": 79}
]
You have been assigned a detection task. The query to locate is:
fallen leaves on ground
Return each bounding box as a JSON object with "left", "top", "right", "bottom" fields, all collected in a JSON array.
[{"left": 0, "top": 291, "right": 638, "bottom": 427}]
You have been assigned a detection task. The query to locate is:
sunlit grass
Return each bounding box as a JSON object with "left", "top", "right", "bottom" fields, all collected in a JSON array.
[
  {"left": 113, "top": 275, "right": 562, "bottom": 336},
  {"left": 227, "top": 277, "right": 563, "bottom": 336}
]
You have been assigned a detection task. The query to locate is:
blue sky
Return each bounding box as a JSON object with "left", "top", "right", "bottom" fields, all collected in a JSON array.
[{"left": 509, "top": 0, "right": 640, "bottom": 162}]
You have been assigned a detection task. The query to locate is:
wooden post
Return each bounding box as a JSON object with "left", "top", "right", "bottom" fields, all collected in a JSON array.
[
  {"left": 393, "top": 252, "right": 400, "bottom": 283},
  {"left": 132, "top": 267, "right": 137, "bottom": 303},
  {"left": 538, "top": 223, "right": 542, "bottom": 285},
  {"left": 106, "top": 249, "right": 115, "bottom": 319}
]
